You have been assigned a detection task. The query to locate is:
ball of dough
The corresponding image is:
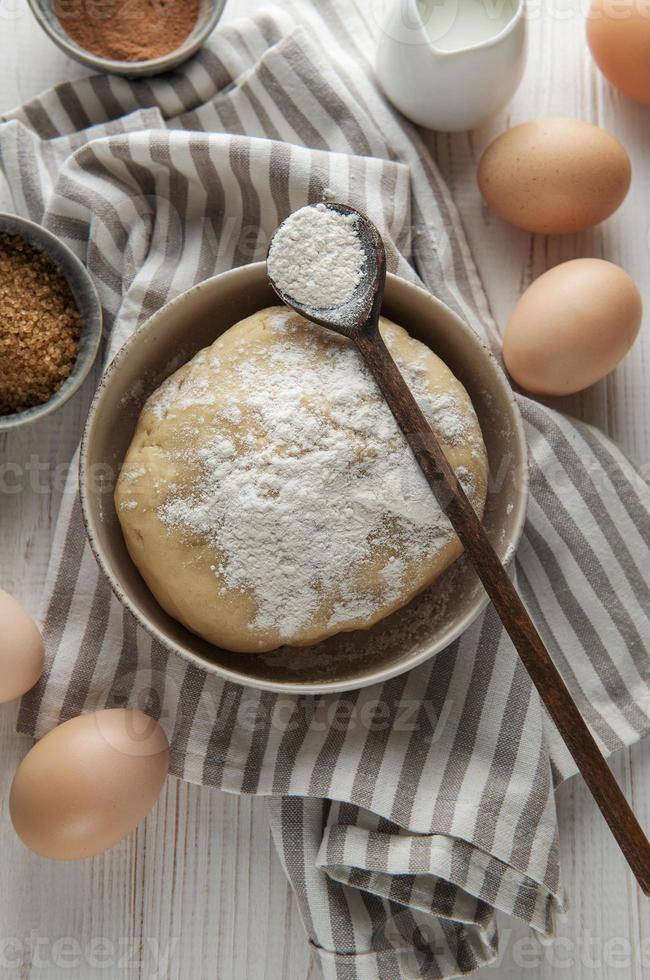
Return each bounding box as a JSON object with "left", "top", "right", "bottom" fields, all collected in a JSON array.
[{"left": 115, "top": 307, "right": 488, "bottom": 653}]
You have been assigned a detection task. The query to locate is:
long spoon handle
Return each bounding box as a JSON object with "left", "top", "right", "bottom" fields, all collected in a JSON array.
[{"left": 355, "top": 323, "right": 650, "bottom": 896}]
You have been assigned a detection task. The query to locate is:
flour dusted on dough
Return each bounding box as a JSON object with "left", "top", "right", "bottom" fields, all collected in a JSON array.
[{"left": 115, "top": 307, "right": 488, "bottom": 653}]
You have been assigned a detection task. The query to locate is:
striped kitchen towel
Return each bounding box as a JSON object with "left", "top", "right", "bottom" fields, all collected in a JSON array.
[{"left": 2, "top": 0, "right": 650, "bottom": 976}]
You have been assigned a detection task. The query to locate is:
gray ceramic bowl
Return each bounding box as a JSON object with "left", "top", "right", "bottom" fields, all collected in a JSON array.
[
  {"left": 0, "top": 213, "right": 102, "bottom": 432},
  {"left": 80, "top": 264, "right": 528, "bottom": 694},
  {"left": 27, "top": 0, "right": 226, "bottom": 77}
]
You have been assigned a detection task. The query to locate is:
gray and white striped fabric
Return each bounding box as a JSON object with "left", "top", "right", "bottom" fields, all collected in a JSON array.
[{"left": 2, "top": 1, "right": 650, "bottom": 976}]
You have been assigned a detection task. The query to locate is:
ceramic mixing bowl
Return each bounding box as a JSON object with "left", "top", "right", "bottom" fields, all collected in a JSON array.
[{"left": 80, "top": 264, "right": 528, "bottom": 693}]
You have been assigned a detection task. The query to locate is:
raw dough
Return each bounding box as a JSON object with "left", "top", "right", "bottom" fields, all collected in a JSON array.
[{"left": 115, "top": 307, "right": 488, "bottom": 653}]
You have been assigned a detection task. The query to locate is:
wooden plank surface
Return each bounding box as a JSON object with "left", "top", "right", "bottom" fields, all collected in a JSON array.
[{"left": 1, "top": 0, "right": 649, "bottom": 976}]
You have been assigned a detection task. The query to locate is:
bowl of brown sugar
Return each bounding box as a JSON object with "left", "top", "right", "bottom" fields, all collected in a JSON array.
[
  {"left": 0, "top": 213, "right": 102, "bottom": 432},
  {"left": 27, "top": 0, "right": 227, "bottom": 77}
]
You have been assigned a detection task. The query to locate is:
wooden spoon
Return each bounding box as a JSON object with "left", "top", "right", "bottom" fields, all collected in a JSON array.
[{"left": 267, "top": 202, "right": 650, "bottom": 895}]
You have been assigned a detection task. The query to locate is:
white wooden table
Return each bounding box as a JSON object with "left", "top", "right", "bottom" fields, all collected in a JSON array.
[{"left": 1, "top": 1, "right": 650, "bottom": 976}]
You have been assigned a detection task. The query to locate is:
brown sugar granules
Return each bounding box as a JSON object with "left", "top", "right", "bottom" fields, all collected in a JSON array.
[
  {"left": 0, "top": 234, "right": 81, "bottom": 416},
  {"left": 55, "top": 0, "right": 201, "bottom": 63}
]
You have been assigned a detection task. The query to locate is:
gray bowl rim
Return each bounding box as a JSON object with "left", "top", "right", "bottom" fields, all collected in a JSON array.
[
  {"left": 80, "top": 263, "right": 529, "bottom": 694},
  {"left": 26, "top": 0, "right": 226, "bottom": 77},
  {"left": 0, "top": 212, "right": 103, "bottom": 432}
]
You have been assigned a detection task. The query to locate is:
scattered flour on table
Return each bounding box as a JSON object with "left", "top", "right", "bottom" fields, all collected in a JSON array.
[{"left": 267, "top": 203, "right": 366, "bottom": 309}]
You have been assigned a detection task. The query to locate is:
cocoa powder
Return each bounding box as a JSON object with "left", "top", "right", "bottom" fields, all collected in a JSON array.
[{"left": 55, "top": 0, "right": 201, "bottom": 62}]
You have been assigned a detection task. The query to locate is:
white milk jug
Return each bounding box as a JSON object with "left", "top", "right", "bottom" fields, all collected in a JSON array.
[{"left": 376, "top": 0, "right": 526, "bottom": 131}]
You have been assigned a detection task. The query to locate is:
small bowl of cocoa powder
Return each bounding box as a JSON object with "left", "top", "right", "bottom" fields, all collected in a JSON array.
[
  {"left": 0, "top": 213, "right": 102, "bottom": 432},
  {"left": 27, "top": 0, "right": 226, "bottom": 77}
]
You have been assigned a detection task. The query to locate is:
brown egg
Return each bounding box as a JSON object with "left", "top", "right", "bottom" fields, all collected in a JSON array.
[
  {"left": 0, "top": 589, "right": 44, "bottom": 704},
  {"left": 10, "top": 709, "right": 169, "bottom": 860},
  {"left": 588, "top": 0, "right": 650, "bottom": 106},
  {"left": 478, "top": 118, "right": 631, "bottom": 234},
  {"left": 503, "top": 259, "right": 642, "bottom": 396}
]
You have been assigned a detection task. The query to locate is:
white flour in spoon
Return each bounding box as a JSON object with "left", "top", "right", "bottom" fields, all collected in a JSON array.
[{"left": 267, "top": 203, "right": 366, "bottom": 309}]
